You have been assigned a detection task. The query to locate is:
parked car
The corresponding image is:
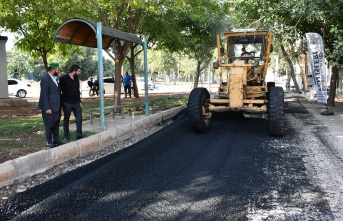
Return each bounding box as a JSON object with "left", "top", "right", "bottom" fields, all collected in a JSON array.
[
  {"left": 81, "top": 77, "right": 124, "bottom": 95},
  {"left": 136, "top": 77, "right": 154, "bottom": 90},
  {"left": 8, "top": 79, "right": 31, "bottom": 98},
  {"left": 155, "top": 77, "right": 164, "bottom": 83}
]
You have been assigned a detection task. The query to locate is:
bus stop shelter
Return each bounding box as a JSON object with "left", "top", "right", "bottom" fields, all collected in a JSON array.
[{"left": 53, "top": 18, "right": 148, "bottom": 130}]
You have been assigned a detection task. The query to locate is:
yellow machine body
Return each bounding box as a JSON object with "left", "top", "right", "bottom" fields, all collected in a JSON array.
[{"left": 211, "top": 30, "right": 273, "bottom": 118}]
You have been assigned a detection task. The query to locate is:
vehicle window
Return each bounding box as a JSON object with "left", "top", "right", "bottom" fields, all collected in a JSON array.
[
  {"left": 138, "top": 78, "right": 144, "bottom": 82},
  {"left": 8, "top": 80, "right": 18, "bottom": 85},
  {"left": 234, "top": 44, "right": 262, "bottom": 57},
  {"left": 103, "top": 78, "right": 114, "bottom": 83}
]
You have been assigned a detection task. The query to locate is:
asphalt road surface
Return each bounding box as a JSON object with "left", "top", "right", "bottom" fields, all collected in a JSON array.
[{"left": 1, "top": 97, "right": 341, "bottom": 220}]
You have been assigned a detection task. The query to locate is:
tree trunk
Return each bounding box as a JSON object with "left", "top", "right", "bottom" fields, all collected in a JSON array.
[
  {"left": 42, "top": 52, "right": 48, "bottom": 72},
  {"left": 193, "top": 61, "right": 201, "bottom": 88},
  {"left": 328, "top": 66, "right": 338, "bottom": 107},
  {"left": 130, "top": 65, "right": 139, "bottom": 98},
  {"left": 298, "top": 53, "right": 308, "bottom": 93},
  {"left": 281, "top": 44, "right": 302, "bottom": 93},
  {"left": 173, "top": 70, "right": 176, "bottom": 85},
  {"left": 127, "top": 45, "right": 139, "bottom": 98},
  {"left": 338, "top": 69, "right": 343, "bottom": 99},
  {"left": 114, "top": 57, "right": 124, "bottom": 107},
  {"left": 193, "top": 57, "right": 212, "bottom": 88}
]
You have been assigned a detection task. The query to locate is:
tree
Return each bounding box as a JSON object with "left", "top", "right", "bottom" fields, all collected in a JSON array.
[
  {"left": 86, "top": 0, "right": 169, "bottom": 107},
  {"left": 0, "top": 0, "right": 75, "bottom": 71},
  {"left": 280, "top": 44, "right": 301, "bottom": 93},
  {"left": 143, "top": 0, "right": 230, "bottom": 88},
  {"left": 57, "top": 47, "right": 104, "bottom": 81},
  {"left": 232, "top": 0, "right": 343, "bottom": 105}
]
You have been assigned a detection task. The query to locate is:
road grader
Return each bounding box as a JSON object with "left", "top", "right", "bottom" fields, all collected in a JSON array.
[{"left": 188, "top": 30, "right": 285, "bottom": 136}]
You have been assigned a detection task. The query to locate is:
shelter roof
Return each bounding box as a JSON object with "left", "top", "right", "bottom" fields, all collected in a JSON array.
[{"left": 53, "top": 18, "right": 143, "bottom": 49}]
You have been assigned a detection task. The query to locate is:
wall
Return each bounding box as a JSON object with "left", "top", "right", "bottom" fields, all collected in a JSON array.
[{"left": 0, "top": 36, "right": 8, "bottom": 98}]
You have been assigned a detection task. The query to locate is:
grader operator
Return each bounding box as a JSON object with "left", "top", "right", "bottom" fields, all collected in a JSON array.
[{"left": 187, "top": 30, "right": 285, "bottom": 136}]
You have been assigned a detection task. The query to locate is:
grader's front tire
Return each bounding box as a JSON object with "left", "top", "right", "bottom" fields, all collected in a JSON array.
[
  {"left": 188, "top": 88, "right": 212, "bottom": 133},
  {"left": 268, "top": 87, "right": 285, "bottom": 136}
]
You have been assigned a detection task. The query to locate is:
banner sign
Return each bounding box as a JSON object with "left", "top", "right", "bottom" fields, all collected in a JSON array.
[{"left": 305, "top": 32, "right": 328, "bottom": 104}]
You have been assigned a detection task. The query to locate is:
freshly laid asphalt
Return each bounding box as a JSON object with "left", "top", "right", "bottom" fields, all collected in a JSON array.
[
  {"left": 0, "top": 91, "right": 342, "bottom": 220},
  {"left": 0, "top": 103, "right": 184, "bottom": 189}
]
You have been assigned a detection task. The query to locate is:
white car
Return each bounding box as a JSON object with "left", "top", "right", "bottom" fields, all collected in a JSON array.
[
  {"left": 8, "top": 79, "right": 32, "bottom": 98},
  {"left": 136, "top": 77, "right": 154, "bottom": 90},
  {"left": 81, "top": 77, "right": 124, "bottom": 95}
]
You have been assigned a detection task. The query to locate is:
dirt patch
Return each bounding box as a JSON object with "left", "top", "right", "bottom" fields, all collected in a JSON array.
[{"left": 0, "top": 103, "right": 41, "bottom": 121}]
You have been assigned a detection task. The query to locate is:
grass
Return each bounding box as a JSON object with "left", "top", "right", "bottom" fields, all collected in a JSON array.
[{"left": 0, "top": 95, "right": 188, "bottom": 156}]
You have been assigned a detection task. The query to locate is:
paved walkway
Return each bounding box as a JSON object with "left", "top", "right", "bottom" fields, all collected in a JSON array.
[
  {"left": 70, "top": 112, "right": 149, "bottom": 133},
  {"left": 286, "top": 91, "right": 343, "bottom": 148}
]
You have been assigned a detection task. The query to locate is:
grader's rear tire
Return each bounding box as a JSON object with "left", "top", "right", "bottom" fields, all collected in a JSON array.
[
  {"left": 188, "top": 88, "right": 212, "bottom": 133},
  {"left": 268, "top": 87, "right": 285, "bottom": 136}
]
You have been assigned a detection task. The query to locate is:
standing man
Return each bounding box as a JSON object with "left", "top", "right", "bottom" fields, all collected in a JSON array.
[
  {"left": 87, "top": 77, "right": 94, "bottom": 96},
  {"left": 59, "top": 64, "right": 85, "bottom": 141},
  {"left": 123, "top": 71, "right": 132, "bottom": 98},
  {"left": 93, "top": 77, "right": 99, "bottom": 96},
  {"left": 38, "top": 62, "right": 64, "bottom": 148},
  {"left": 241, "top": 47, "right": 251, "bottom": 56}
]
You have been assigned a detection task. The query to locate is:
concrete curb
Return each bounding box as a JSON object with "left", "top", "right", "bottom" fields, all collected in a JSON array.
[{"left": 0, "top": 106, "right": 186, "bottom": 188}]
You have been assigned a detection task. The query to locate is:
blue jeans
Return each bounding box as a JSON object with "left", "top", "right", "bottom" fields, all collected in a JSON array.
[{"left": 62, "top": 102, "right": 82, "bottom": 138}]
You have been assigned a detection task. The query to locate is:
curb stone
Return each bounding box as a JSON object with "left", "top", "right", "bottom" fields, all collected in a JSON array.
[{"left": 0, "top": 106, "right": 186, "bottom": 188}]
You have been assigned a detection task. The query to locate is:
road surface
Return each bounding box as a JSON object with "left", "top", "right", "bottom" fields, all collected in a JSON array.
[{"left": 2, "top": 94, "right": 343, "bottom": 220}]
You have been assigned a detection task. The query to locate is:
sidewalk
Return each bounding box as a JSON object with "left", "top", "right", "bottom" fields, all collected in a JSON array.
[
  {"left": 285, "top": 91, "right": 343, "bottom": 148},
  {"left": 0, "top": 105, "right": 185, "bottom": 188}
]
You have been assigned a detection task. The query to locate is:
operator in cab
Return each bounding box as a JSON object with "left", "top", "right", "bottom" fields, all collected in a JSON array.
[{"left": 241, "top": 47, "right": 252, "bottom": 57}]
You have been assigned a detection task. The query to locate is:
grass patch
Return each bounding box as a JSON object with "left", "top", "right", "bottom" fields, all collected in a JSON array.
[{"left": 0, "top": 116, "right": 45, "bottom": 151}]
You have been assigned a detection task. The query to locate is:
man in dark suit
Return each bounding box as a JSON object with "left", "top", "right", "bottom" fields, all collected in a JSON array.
[{"left": 38, "top": 62, "right": 64, "bottom": 148}]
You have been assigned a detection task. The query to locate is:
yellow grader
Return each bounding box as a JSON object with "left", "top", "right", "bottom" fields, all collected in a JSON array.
[{"left": 188, "top": 30, "right": 285, "bottom": 136}]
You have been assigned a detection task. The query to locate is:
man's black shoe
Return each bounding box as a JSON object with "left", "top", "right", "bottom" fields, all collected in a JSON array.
[
  {"left": 77, "top": 135, "right": 86, "bottom": 140},
  {"left": 46, "top": 142, "right": 55, "bottom": 148},
  {"left": 54, "top": 141, "right": 64, "bottom": 146},
  {"left": 64, "top": 137, "right": 70, "bottom": 142}
]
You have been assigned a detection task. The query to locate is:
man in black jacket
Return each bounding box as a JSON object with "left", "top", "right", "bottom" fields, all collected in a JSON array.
[{"left": 59, "top": 64, "right": 85, "bottom": 141}]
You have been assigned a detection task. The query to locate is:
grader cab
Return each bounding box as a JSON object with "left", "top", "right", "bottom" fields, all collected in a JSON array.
[{"left": 188, "top": 30, "right": 285, "bottom": 136}]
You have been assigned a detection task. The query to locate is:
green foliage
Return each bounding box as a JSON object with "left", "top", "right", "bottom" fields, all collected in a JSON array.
[
  {"left": 57, "top": 47, "right": 114, "bottom": 80},
  {"left": 142, "top": 0, "right": 231, "bottom": 86},
  {"left": 329, "top": 27, "right": 343, "bottom": 67},
  {"left": 233, "top": 0, "right": 343, "bottom": 65},
  {"left": 150, "top": 96, "right": 188, "bottom": 109},
  {"left": 0, "top": 0, "right": 78, "bottom": 70}
]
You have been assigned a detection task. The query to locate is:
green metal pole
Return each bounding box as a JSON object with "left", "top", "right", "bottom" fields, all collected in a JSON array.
[
  {"left": 143, "top": 38, "right": 149, "bottom": 116},
  {"left": 97, "top": 22, "right": 106, "bottom": 130}
]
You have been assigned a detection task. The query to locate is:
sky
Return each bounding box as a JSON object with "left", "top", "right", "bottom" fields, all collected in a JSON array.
[{"left": 1, "top": 31, "right": 15, "bottom": 51}]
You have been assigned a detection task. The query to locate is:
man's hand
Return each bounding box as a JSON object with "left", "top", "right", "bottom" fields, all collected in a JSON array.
[{"left": 46, "top": 109, "right": 52, "bottom": 114}]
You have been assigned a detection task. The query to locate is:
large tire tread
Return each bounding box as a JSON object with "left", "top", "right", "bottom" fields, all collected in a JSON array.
[
  {"left": 268, "top": 86, "right": 285, "bottom": 136},
  {"left": 188, "top": 88, "right": 211, "bottom": 133}
]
